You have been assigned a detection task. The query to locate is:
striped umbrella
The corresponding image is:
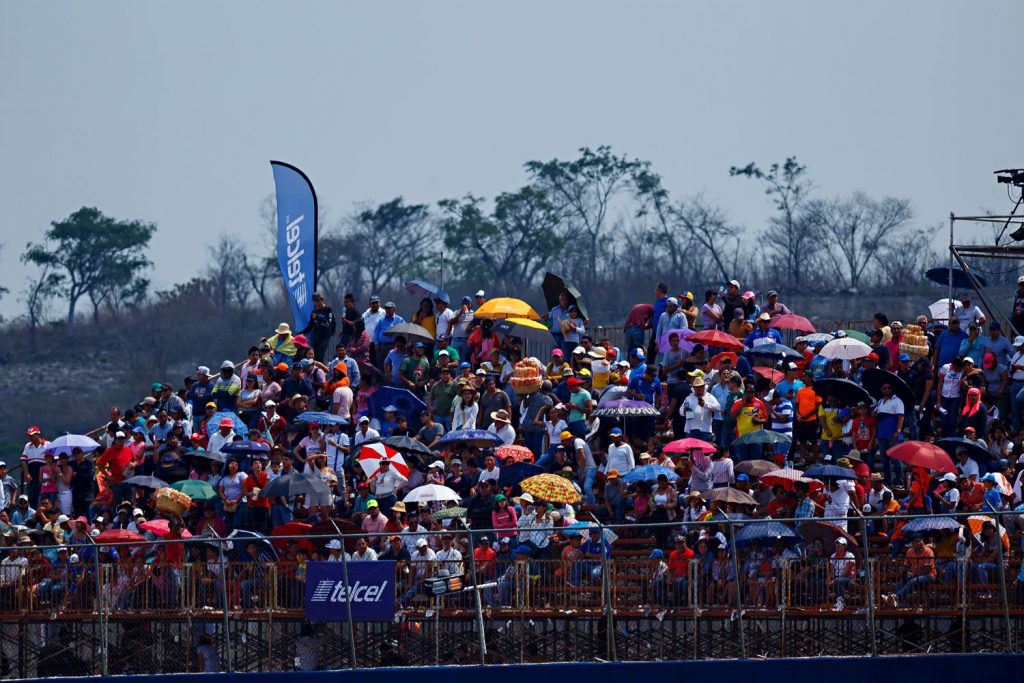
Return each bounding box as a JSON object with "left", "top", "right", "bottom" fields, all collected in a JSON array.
[
  {"left": 592, "top": 400, "right": 661, "bottom": 417},
  {"left": 519, "top": 473, "right": 581, "bottom": 504},
  {"left": 967, "top": 515, "right": 1010, "bottom": 550},
  {"left": 357, "top": 442, "right": 409, "bottom": 478},
  {"left": 760, "top": 468, "right": 824, "bottom": 491}
]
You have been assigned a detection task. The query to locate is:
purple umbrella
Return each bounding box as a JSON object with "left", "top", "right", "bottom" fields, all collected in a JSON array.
[
  {"left": 657, "top": 328, "right": 695, "bottom": 354},
  {"left": 44, "top": 434, "right": 102, "bottom": 457},
  {"left": 591, "top": 400, "right": 661, "bottom": 418}
]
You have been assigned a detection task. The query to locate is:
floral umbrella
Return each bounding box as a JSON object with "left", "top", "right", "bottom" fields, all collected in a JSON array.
[
  {"left": 519, "top": 473, "right": 581, "bottom": 504},
  {"left": 496, "top": 444, "right": 535, "bottom": 463}
]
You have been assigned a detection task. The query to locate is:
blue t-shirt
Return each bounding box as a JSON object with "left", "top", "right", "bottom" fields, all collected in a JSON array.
[
  {"left": 384, "top": 350, "right": 408, "bottom": 384},
  {"left": 983, "top": 334, "right": 1014, "bottom": 367},
  {"left": 744, "top": 328, "right": 783, "bottom": 349},
  {"left": 935, "top": 330, "right": 968, "bottom": 368},
  {"left": 775, "top": 379, "right": 805, "bottom": 400}
]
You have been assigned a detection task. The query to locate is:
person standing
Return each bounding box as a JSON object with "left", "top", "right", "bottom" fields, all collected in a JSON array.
[
  {"left": 448, "top": 296, "right": 475, "bottom": 363},
  {"left": 299, "top": 292, "right": 337, "bottom": 362},
  {"left": 21, "top": 426, "right": 49, "bottom": 507}
]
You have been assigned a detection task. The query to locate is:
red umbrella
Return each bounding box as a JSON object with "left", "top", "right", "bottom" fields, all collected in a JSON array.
[
  {"left": 709, "top": 352, "right": 739, "bottom": 370},
  {"left": 887, "top": 440, "right": 957, "bottom": 473},
  {"left": 271, "top": 522, "right": 314, "bottom": 552},
  {"left": 496, "top": 444, "right": 535, "bottom": 463},
  {"left": 770, "top": 314, "right": 816, "bottom": 333},
  {"left": 357, "top": 442, "right": 409, "bottom": 478},
  {"left": 94, "top": 529, "right": 146, "bottom": 544},
  {"left": 139, "top": 519, "right": 193, "bottom": 538},
  {"left": 687, "top": 330, "right": 745, "bottom": 351},
  {"left": 753, "top": 366, "right": 784, "bottom": 383},
  {"left": 760, "top": 468, "right": 824, "bottom": 491},
  {"left": 664, "top": 438, "right": 716, "bottom": 454}
]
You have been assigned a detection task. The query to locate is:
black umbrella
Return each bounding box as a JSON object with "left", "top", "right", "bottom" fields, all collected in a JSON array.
[
  {"left": 813, "top": 378, "right": 874, "bottom": 407},
  {"left": 383, "top": 435, "right": 434, "bottom": 457},
  {"left": 123, "top": 475, "right": 170, "bottom": 489},
  {"left": 542, "top": 272, "right": 589, "bottom": 320},
  {"left": 262, "top": 472, "right": 329, "bottom": 498},
  {"left": 860, "top": 368, "right": 915, "bottom": 410},
  {"left": 925, "top": 266, "right": 986, "bottom": 290},
  {"left": 935, "top": 437, "right": 993, "bottom": 465}
]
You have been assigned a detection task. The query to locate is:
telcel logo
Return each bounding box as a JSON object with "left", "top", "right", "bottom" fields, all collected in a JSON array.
[{"left": 310, "top": 580, "right": 388, "bottom": 603}]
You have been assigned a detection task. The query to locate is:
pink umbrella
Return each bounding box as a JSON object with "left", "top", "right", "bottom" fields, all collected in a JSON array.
[
  {"left": 357, "top": 442, "right": 409, "bottom": 478},
  {"left": 657, "top": 328, "right": 695, "bottom": 354},
  {"left": 770, "top": 314, "right": 816, "bottom": 333},
  {"left": 139, "top": 519, "right": 193, "bottom": 538},
  {"left": 664, "top": 438, "right": 716, "bottom": 454}
]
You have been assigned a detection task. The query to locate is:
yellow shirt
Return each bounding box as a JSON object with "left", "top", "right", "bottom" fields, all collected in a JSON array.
[
  {"left": 735, "top": 400, "right": 765, "bottom": 436},
  {"left": 412, "top": 311, "right": 437, "bottom": 338},
  {"left": 818, "top": 406, "right": 845, "bottom": 440}
]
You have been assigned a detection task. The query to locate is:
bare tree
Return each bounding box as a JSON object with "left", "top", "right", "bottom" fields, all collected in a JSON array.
[
  {"left": 23, "top": 262, "right": 62, "bottom": 353},
  {"left": 875, "top": 225, "right": 941, "bottom": 288},
  {"left": 206, "top": 234, "right": 252, "bottom": 311}
]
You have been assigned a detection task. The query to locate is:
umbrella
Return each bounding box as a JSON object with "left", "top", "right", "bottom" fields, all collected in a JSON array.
[
  {"left": 94, "top": 529, "right": 146, "bottom": 544},
  {"left": 262, "top": 472, "right": 330, "bottom": 498},
  {"left": 734, "top": 521, "right": 801, "bottom": 546},
  {"left": 967, "top": 515, "right": 1010, "bottom": 550},
  {"left": 708, "top": 511, "right": 751, "bottom": 524},
  {"left": 981, "top": 472, "right": 1013, "bottom": 497},
  {"left": 226, "top": 530, "right": 277, "bottom": 561},
  {"left": 839, "top": 329, "right": 871, "bottom": 343},
  {"left": 753, "top": 366, "right": 784, "bottom": 383},
  {"left": 687, "top": 330, "right": 745, "bottom": 352},
  {"left": 799, "top": 520, "right": 858, "bottom": 553},
  {"left": 170, "top": 479, "right": 218, "bottom": 500},
  {"left": 221, "top": 440, "right": 272, "bottom": 456},
  {"left": 403, "top": 484, "right": 462, "bottom": 504},
  {"left": 760, "top": 468, "right": 824, "bottom": 491},
  {"left": 204, "top": 411, "right": 248, "bottom": 437},
  {"left": 357, "top": 442, "right": 410, "bottom": 478},
  {"left": 270, "top": 521, "right": 314, "bottom": 552},
  {"left": 887, "top": 441, "right": 957, "bottom": 473},
  {"left": 498, "top": 462, "right": 543, "bottom": 487},
  {"left": 860, "top": 368, "right": 915, "bottom": 410},
  {"left": 709, "top": 351, "right": 740, "bottom": 370},
  {"left": 704, "top": 487, "right": 759, "bottom": 506},
  {"left": 436, "top": 429, "right": 503, "bottom": 448},
  {"left": 295, "top": 411, "right": 349, "bottom": 427},
  {"left": 621, "top": 464, "right": 679, "bottom": 483},
  {"left": 732, "top": 430, "right": 792, "bottom": 447},
  {"left": 383, "top": 435, "right": 434, "bottom": 458},
  {"left": 405, "top": 279, "right": 445, "bottom": 300},
  {"left": 492, "top": 317, "right": 555, "bottom": 344},
  {"left": 813, "top": 378, "right": 874, "bottom": 406},
  {"left": 935, "top": 437, "right": 992, "bottom": 465},
  {"left": 368, "top": 387, "right": 427, "bottom": 426},
  {"left": 929, "top": 298, "right": 963, "bottom": 321},
  {"left": 123, "top": 475, "right": 170, "bottom": 489},
  {"left": 194, "top": 450, "right": 225, "bottom": 464},
  {"left": 664, "top": 438, "right": 716, "bottom": 454},
  {"left": 770, "top": 314, "right": 816, "bottom": 333},
  {"left": 657, "top": 329, "right": 695, "bottom": 354},
  {"left": 496, "top": 444, "right": 535, "bottom": 463},
  {"left": 925, "top": 267, "right": 987, "bottom": 290},
  {"left": 818, "top": 338, "right": 872, "bottom": 360},
  {"left": 475, "top": 297, "right": 542, "bottom": 321},
  {"left": 519, "top": 473, "right": 582, "bottom": 503},
  {"left": 44, "top": 434, "right": 102, "bottom": 457},
  {"left": 748, "top": 343, "right": 802, "bottom": 359},
  {"left": 139, "top": 520, "right": 193, "bottom": 538},
  {"left": 734, "top": 459, "right": 779, "bottom": 478},
  {"left": 803, "top": 464, "right": 857, "bottom": 480},
  {"left": 432, "top": 506, "right": 468, "bottom": 521},
  {"left": 591, "top": 400, "right": 661, "bottom": 417},
  {"left": 542, "top": 272, "right": 589, "bottom": 320},
  {"left": 803, "top": 333, "right": 835, "bottom": 346},
  {"left": 383, "top": 322, "right": 434, "bottom": 345},
  {"left": 901, "top": 516, "right": 960, "bottom": 533}
]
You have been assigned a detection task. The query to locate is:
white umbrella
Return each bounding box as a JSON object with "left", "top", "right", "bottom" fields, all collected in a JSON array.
[
  {"left": 818, "top": 337, "right": 872, "bottom": 360},
  {"left": 44, "top": 434, "right": 102, "bottom": 456},
  {"left": 928, "top": 298, "right": 962, "bottom": 321},
  {"left": 402, "top": 484, "right": 461, "bottom": 504}
]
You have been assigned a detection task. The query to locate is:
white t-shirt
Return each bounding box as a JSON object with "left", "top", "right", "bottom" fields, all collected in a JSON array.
[
  {"left": 478, "top": 467, "right": 501, "bottom": 484},
  {"left": 22, "top": 441, "right": 49, "bottom": 465},
  {"left": 824, "top": 481, "right": 854, "bottom": 531},
  {"left": 544, "top": 418, "right": 568, "bottom": 447},
  {"left": 487, "top": 423, "right": 516, "bottom": 446},
  {"left": 221, "top": 472, "right": 248, "bottom": 500},
  {"left": 435, "top": 308, "right": 456, "bottom": 340},
  {"left": 571, "top": 438, "right": 596, "bottom": 470},
  {"left": 605, "top": 443, "right": 635, "bottom": 474}
]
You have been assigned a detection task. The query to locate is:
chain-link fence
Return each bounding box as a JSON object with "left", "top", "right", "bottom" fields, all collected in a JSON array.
[{"left": 2, "top": 511, "right": 1024, "bottom": 677}]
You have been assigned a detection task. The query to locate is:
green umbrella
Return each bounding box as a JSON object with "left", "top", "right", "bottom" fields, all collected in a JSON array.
[
  {"left": 171, "top": 479, "right": 218, "bottom": 500},
  {"left": 840, "top": 329, "right": 870, "bottom": 344},
  {"left": 431, "top": 507, "right": 467, "bottom": 521}
]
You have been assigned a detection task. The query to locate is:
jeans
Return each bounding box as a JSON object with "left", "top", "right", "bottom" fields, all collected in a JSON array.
[
  {"left": 974, "top": 562, "right": 999, "bottom": 585},
  {"left": 834, "top": 576, "right": 852, "bottom": 599},
  {"left": 271, "top": 502, "right": 293, "bottom": 528},
  {"left": 571, "top": 560, "right": 602, "bottom": 586},
  {"left": 582, "top": 466, "right": 597, "bottom": 505},
  {"left": 567, "top": 420, "right": 587, "bottom": 439},
  {"left": 1013, "top": 380, "right": 1024, "bottom": 432},
  {"left": 877, "top": 437, "right": 902, "bottom": 485},
  {"left": 895, "top": 574, "right": 933, "bottom": 600},
  {"left": 940, "top": 395, "right": 959, "bottom": 436},
  {"left": 535, "top": 447, "right": 558, "bottom": 472},
  {"left": 436, "top": 416, "right": 451, "bottom": 433},
  {"left": 167, "top": 567, "right": 183, "bottom": 608},
  {"left": 624, "top": 326, "right": 645, "bottom": 355},
  {"left": 673, "top": 577, "right": 690, "bottom": 605},
  {"left": 241, "top": 578, "right": 261, "bottom": 607},
  {"left": 523, "top": 431, "right": 545, "bottom": 460},
  {"left": 450, "top": 338, "right": 470, "bottom": 363}
]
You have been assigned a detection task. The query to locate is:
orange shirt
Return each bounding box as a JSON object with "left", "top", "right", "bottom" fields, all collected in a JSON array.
[
  {"left": 795, "top": 387, "right": 821, "bottom": 423},
  {"left": 905, "top": 544, "right": 936, "bottom": 578}
]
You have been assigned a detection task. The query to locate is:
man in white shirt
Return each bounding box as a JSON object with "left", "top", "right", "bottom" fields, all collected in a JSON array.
[
  {"left": 477, "top": 455, "right": 501, "bottom": 484},
  {"left": 604, "top": 428, "right": 635, "bottom": 475},
  {"left": 434, "top": 535, "right": 464, "bottom": 576},
  {"left": 955, "top": 448, "right": 980, "bottom": 480},
  {"left": 866, "top": 473, "right": 893, "bottom": 512},
  {"left": 353, "top": 416, "right": 381, "bottom": 445},
  {"left": 206, "top": 418, "right": 236, "bottom": 457},
  {"left": 824, "top": 479, "right": 855, "bottom": 532},
  {"left": 434, "top": 297, "right": 456, "bottom": 342},
  {"left": 955, "top": 295, "right": 986, "bottom": 329},
  {"left": 362, "top": 295, "right": 385, "bottom": 342},
  {"left": 487, "top": 410, "right": 516, "bottom": 446},
  {"left": 680, "top": 377, "right": 719, "bottom": 442},
  {"left": 369, "top": 458, "right": 408, "bottom": 517}
]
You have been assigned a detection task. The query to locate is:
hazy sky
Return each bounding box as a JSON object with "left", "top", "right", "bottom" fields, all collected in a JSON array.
[{"left": 2, "top": 1, "right": 1021, "bottom": 319}]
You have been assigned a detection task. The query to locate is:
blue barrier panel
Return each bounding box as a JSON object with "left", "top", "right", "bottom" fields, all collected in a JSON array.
[{"left": 18, "top": 654, "right": 1024, "bottom": 683}]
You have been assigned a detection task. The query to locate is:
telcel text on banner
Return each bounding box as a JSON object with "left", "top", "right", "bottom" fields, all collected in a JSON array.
[
  {"left": 270, "top": 161, "right": 318, "bottom": 329},
  {"left": 304, "top": 560, "right": 396, "bottom": 622}
]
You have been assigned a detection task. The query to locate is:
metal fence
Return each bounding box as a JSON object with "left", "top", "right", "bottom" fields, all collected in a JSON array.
[{"left": 2, "top": 511, "right": 1024, "bottom": 677}]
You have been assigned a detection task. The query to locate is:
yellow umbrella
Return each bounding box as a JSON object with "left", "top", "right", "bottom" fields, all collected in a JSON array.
[
  {"left": 519, "top": 473, "right": 581, "bottom": 504},
  {"left": 474, "top": 297, "right": 541, "bottom": 321}
]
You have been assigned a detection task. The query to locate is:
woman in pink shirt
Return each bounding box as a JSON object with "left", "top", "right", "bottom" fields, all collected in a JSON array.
[{"left": 491, "top": 494, "right": 519, "bottom": 541}]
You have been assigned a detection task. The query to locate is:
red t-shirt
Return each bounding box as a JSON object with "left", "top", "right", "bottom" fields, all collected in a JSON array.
[
  {"left": 668, "top": 547, "right": 695, "bottom": 579},
  {"left": 852, "top": 416, "right": 876, "bottom": 451},
  {"left": 244, "top": 471, "right": 270, "bottom": 509}
]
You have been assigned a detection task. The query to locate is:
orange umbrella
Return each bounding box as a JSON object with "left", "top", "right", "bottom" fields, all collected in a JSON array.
[
  {"left": 474, "top": 297, "right": 541, "bottom": 320},
  {"left": 271, "top": 521, "right": 314, "bottom": 552},
  {"left": 967, "top": 515, "right": 1010, "bottom": 551}
]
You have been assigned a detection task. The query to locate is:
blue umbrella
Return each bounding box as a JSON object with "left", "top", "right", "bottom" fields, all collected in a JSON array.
[
  {"left": 734, "top": 521, "right": 801, "bottom": 547},
  {"left": 621, "top": 464, "right": 679, "bottom": 483},
  {"left": 747, "top": 343, "right": 802, "bottom": 359},
  {"left": 925, "top": 267, "right": 986, "bottom": 290},
  {"left": 498, "top": 462, "right": 542, "bottom": 487},
  {"left": 222, "top": 440, "right": 272, "bottom": 456},
  {"left": 295, "top": 411, "right": 349, "bottom": 427},
  {"left": 406, "top": 279, "right": 445, "bottom": 301},
  {"left": 803, "top": 465, "right": 857, "bottom": 480},
  {"left": 368, "top": 386, "right": 427, "bottom": 426},
  {"left": 44, "top": 434, "right": 102, "bottom": 457},
  {"left": 901, "top": 516, "right": 960, "bottom": 533},
  {"left": 436, "top": 429, "right": 503, "bottom": 448},
  {"left": 204, "top": 411, "right": 249, "bottom": 437}
]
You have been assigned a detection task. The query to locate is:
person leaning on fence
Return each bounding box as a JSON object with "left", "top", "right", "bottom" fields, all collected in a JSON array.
[{"left": 884, "top": 533, "right": 936, "bottom": 608}]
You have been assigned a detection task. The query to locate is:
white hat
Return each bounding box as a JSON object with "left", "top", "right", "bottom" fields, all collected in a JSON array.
[
  {"left": 358, "top": 415, "right": 370, "bottom": 423},
  {"left": 666, "top": 297, "right": 679, "bottom": 306},
  {"left": 265, "top": 400, "right": 276, "bottom": 407},
  {"left": 1018, "top": 276, "right": 1024, "bottom": 284},
  {"left": 836, "top": 538, "right": 848, "bottom": 545},
  {"left": 69, "top": 554, "right": 80, "bottom": 563},
  {"left": 728, "top": 279, "right": 740, "bottom": 288},
  {"left": 221, "top": 360, "right": 235, "bottom": 370},
  {"left": 115, "top": 431, "right": 126, "bottom": 439},
  {"left": 430, "top": 460, "right": 446, "bottom": 470},
  {"left": 1014, "top": 335, "right": 1024, "bottom": 347},
  {"left": 326, "top": 539, "right": 342, "bottom": 550},
  {"left": 90, "top": 529, "right": 101, "bottom": 538},
  {"left": 415, "top": 538, "right": 429, "bottom": 548},
  {"left": 132, "top": 508, "right": 144, "bottom": 517},
  {"left": 56, "top": 515, "right": 69, "bottom": 524},
  {"left": 475, "top": 290, "right": 486, "bottom": 297},
  {"left": 276, "top": 322, "right": 291, "bottom": 335},
  {"left": 572, "top": 346, "right": 586, "bottom": 355},
  {"left": 196, "top": 365, "right": 211, "bottom": 376}
]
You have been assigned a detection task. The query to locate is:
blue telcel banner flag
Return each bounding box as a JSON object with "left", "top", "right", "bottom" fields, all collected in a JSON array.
[
  {"left": 271, "top": 161, "right": 318, "bottom": 329},
  {"left": 304, "top": 560, "right": 396, "bottom": 622}
]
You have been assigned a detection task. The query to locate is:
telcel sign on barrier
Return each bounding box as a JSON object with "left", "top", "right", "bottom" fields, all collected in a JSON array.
[{"left": 304, "top": 560, "right": 396, "bottom": 621}]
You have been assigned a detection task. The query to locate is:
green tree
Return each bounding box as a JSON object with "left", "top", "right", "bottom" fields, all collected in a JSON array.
[
  {"left": 23, "top": 207, "right": 155, "bottom": 340},
  {"left": 439, "top": 186, "right": 563, "bottom": 291}
]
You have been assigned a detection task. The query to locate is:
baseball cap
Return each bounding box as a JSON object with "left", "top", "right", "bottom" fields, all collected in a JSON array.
[
  {"left": 475, "top": 290, "right": 485, "bottom": 297},
  {"left": 114, "top": 431, "right": 126, "bottom": 439},
  {"left": 898, "top": 353, "right": 911, "bottom": 362},
  {"left": 384, "top": 301, "right": 396, "bottom": 308},
  {"left": 221, "top": 360, "right": 235, "bottom": 370},
  {"left": 572, "top": 346, "right": 586, "bottom": 355},
  {"left": 649, "top": 549, "right": 664, "bottom": 559},
  {"left": 366, "top": 499, "right": 379, "bottom": 508},
  {"left": 132, "top": 508, "right": 144, "bottom": 517},
  {"left": 989, "top": 320, "right": 1001, "bottom": 329},
  {"left": 415, "top": 538, "right": 428, "bottom": 548},
  {"left": 56, "top": 514, "right": 69, "bottom": 524},
  {"left": 560, "top": 430, "right": 574, "bottom": 441},
  {"left": 26, "top": 426, "right": 41, "bottom": 436},
  {"left": 1015, "top": 335, "right": 1024, "bottom": 347},
  {"left": 265, "top": 400, "right": 276, "bottom": 407},
  {"left": 358, "top": 415, "right": 370, "bottom": 424},
  {"left": 786, "top": 362, "right": 798, "bottom": 370},
  {"left": 836, "top": 538, "right": 848, "bottom": 545},
  {"left": 728, "top": 279, "right": 740, "bottom": 288},
  {"left": 736, "top": 473, "right": 749, "bottom": 482},
  {"left": 630, "top": 347, "right": 646, "bottom": 359},
  {"left": 666, "top": 297, "right": 679, "bottom": 306},
  {"left": 196, "top": 365, "right": 211, "bottom": 376},
  {"left": 609, "top": 427, "right": 623, "bottom": 436},
  {"left": 327, "top": 539, "right": 342, "bottom": 550}
]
